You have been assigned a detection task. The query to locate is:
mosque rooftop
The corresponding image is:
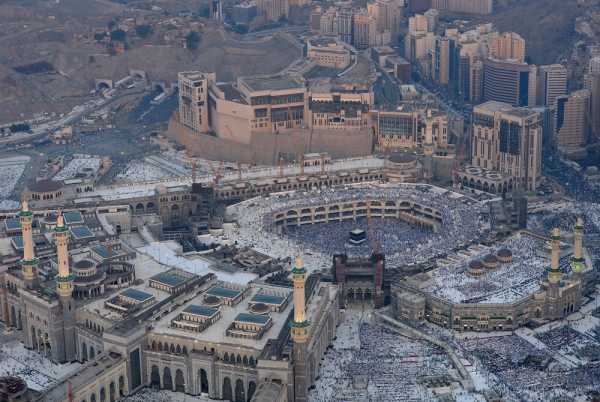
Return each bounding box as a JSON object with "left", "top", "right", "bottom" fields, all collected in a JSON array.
[{"left": 151, "top": 282, "right": 292, "bottom": 349}]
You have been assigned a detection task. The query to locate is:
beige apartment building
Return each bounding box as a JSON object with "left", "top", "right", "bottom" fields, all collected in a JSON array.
[
  {"left": 538, "top": 64, "right": 567, "bottom": 107},
  {"left": 207, "top": 75, "right": 307, "bottom": 144},
  {"left": 306, "top": 36, "right": 350, "bottom": 69},
  {"left": 257, "top": 0, "right": 289, "bottom": 21},
  {"left": 434, "top": 37, "right": 450, "bottom": 85},
  {"left": 178, "top": 71, "right": 216, "bottom": 133},
  {"left": 367, "top": 0, "right": 400, "bottom": 44},
  {"left": 488, "top": 32, "right": 525, "bottom": 62},
  {"left": 405, "top": 31, "right": 435, "bottom": 63},
  {"left": 431, "top": 0, "right": 492, "bottom": 17},
  {"left": 471, "top": 101, "right": 542, "bottom": 190},
  {"left": 354, "top": 11, "right": 377, "bottom": 49},
  {"left": 370, "top": 103, "right": 454, "bottom": 149},
  {"left": 308, "top": 79, "right": 374, "bottom": 131},
  {"left": 553, "top": 90, "right": 590, "bottom": 153},
  {"left": 408, "top": 14, "right": 429, "bottom": 33}
]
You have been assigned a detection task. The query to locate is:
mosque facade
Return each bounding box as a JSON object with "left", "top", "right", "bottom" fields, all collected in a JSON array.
[{"left": 0, "top": 199, "right": 339, "bottom": 402}]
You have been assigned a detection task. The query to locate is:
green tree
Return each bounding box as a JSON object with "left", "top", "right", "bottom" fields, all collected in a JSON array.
[
  {"left": 167, "top": 24, "right": 177, "bottom": 31},
  {"left": 136, "top": 24, "right": 153, "bottom": 38},
  {"left": 89, "top": 55, "right": 95, "bottom": 63},
  {"left": 10, "top": 123, "right": 30, "bottom": 133},
  {"left": 108, "top": 20, "right": 117, "bottom": 30},
  {"left": 525, "top": 55, "right": 533, "bottom": 65},
  {"left": 278, "top": 15, "right": 288, "bottom": 23},
  {"left": 185, "top": 31, "right": 200, "bottom": 50},
  {"left": 110, "top": 29, "right": 126, "bottom": 41},
  {"left": 94, "top": 32, "right": 106, "bottom": 42}
]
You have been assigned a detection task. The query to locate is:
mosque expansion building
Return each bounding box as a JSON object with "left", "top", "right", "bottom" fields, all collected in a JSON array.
[
  {"left": 0, "top": 198, "right": 338, "bottom": 402},
  {"left": 392, "top": 220, "right": 596, "bottom": 331}
]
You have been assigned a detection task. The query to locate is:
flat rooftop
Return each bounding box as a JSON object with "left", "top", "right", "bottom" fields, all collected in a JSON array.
[
  {"left": 474, "top": 101, "right": 512, "bottom": 112},
  {"left": 182, "top": 304, "right": 218, "bottom": 317},
  {"left": 207, "top": 286, "right": 242, "bottom": 299},
  {"left": 91, "top": 245, "right": 121, "bottom": 259},
  {"left": 63, "top": 211, "right": 84, "bottom": 225},
  {"left": 44, "top": 352, "right": 124, "bottom": 401},
  {"left": 250, "top": 293, "right": 286, "bottom": 305},
  {"left": 240, "top": 75, "right": 304, "bottom": 92},
  {"left": 120, "top": 288, "right": 154, "bottom": 302},
  {"left": 70, "top": 225, "right": 94, "bottom": 239},
  {"left": 151, "top": 283, "right": 292, "bottom": 349},
  {"left": 216, "top": 83, "right": 247, "bottom": 104},
  {"left": 5, "top": 218, "right": 21, "bottom": 230},
  {"left": 308, "top": 37, "right": 341, "bottom": 47},
  {"left": 475, "top": 101, "right": 537, "bottom": 118},
  {"left": 234, "top": 312, "right": 270, "bottom": 325},
  {"left": 151, "top": 272, "right": 186, "bottom": 286}
]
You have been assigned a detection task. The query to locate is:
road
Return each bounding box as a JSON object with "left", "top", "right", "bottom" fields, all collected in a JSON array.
[{"left": 373, "top": 67, "right": 399, "bottom": 104}]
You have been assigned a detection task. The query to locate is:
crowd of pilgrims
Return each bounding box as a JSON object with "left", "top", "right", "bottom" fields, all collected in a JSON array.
[
  {"left": 237, "top": 184, "right": 491, "bottom": 268},
  {"left": 459, "top": 333, "right": 600, "bottom": 401},
  {"left": 308, "top": 317, "right": 454, "bottom": 402},
  {"left": 424, "top": 234, "right": 548, "bottom": 303},
  {"left": 0, "top": 345, "right": 57, "bottom": 388}
]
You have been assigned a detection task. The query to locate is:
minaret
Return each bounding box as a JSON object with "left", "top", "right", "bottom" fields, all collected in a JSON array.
[
  {"left": 53, "top": 210, "right": 77, "bottom": 362},
  {"left": 423, "top": 109, "right": 435, "bottom": 156},
  {"left": 547, "top": 226, "right": 561, "bottom": 298},
  {"left": 571, "top": 217, "right": 584, "bottom": 280},
  {"left": 290, "top": 249, "right": 310, "bottom": 402},
  {"left": 54, "top": 211, "right": 73, "bottom": 296},
  {"left": 19, "top": 196, "right": 39, "bottom": 288}
]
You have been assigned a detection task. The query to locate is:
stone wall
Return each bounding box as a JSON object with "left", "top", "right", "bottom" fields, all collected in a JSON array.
[{"left": 166, "top": 120, "right": 373, "bottom": 165}]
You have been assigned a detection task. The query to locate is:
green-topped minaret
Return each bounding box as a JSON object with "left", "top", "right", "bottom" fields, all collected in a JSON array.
[
  {"left": 19, "top": 195, "right": 38, "bottom": 288},
  {"left": 290, "top": 248, "right": 310, "bottom": 402},
  {"left": 54, "top": 209, "right": 74, "bottom": 298},
  {"left": 291, "top": 248, "right": 310, "bottom": 337},
  {"left": 571, "top": 217, "right": 584, "bottom": 280},
  {"left": 547, "top": 226, "right": 561, "bottom": 297}
]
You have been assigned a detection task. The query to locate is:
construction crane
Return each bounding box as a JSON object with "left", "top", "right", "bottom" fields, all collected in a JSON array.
[
  {"left": 452, "top": 125, "right": 471, "bottom": 188},
  {"left": 193, "top": 139, "right": 223, "bottom": 203},
  {"left": 366, "top": 197, "right": 379, "bottom": 255},
  {"left": 173, "top": 111, "right": 197, "bottom": 185},
  {"left": 286, "top": 102, "right": 306, "bottom": 176},
  {"left": 583, "top": 106, "right": 600, "bottom": 157},
  {"left": 225, "top": 125, "right": 253, "bottom": 168}
]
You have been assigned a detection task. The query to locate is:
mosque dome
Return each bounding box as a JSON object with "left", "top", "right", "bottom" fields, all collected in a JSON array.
[
  {"left": 482, "top": 254, "right": 499, "bottom": 269},
  {"left": 467, "top": 260, "right": 485, "bottom": 278},
  {"left": 203, "top": 295, "right": 222, "bottom": 307},
  {"left": 249, "top": 302, "right": 271, "bottom": 315},
  {"left": 497, "top": 248, "right": 513, "bottom": 263}
]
